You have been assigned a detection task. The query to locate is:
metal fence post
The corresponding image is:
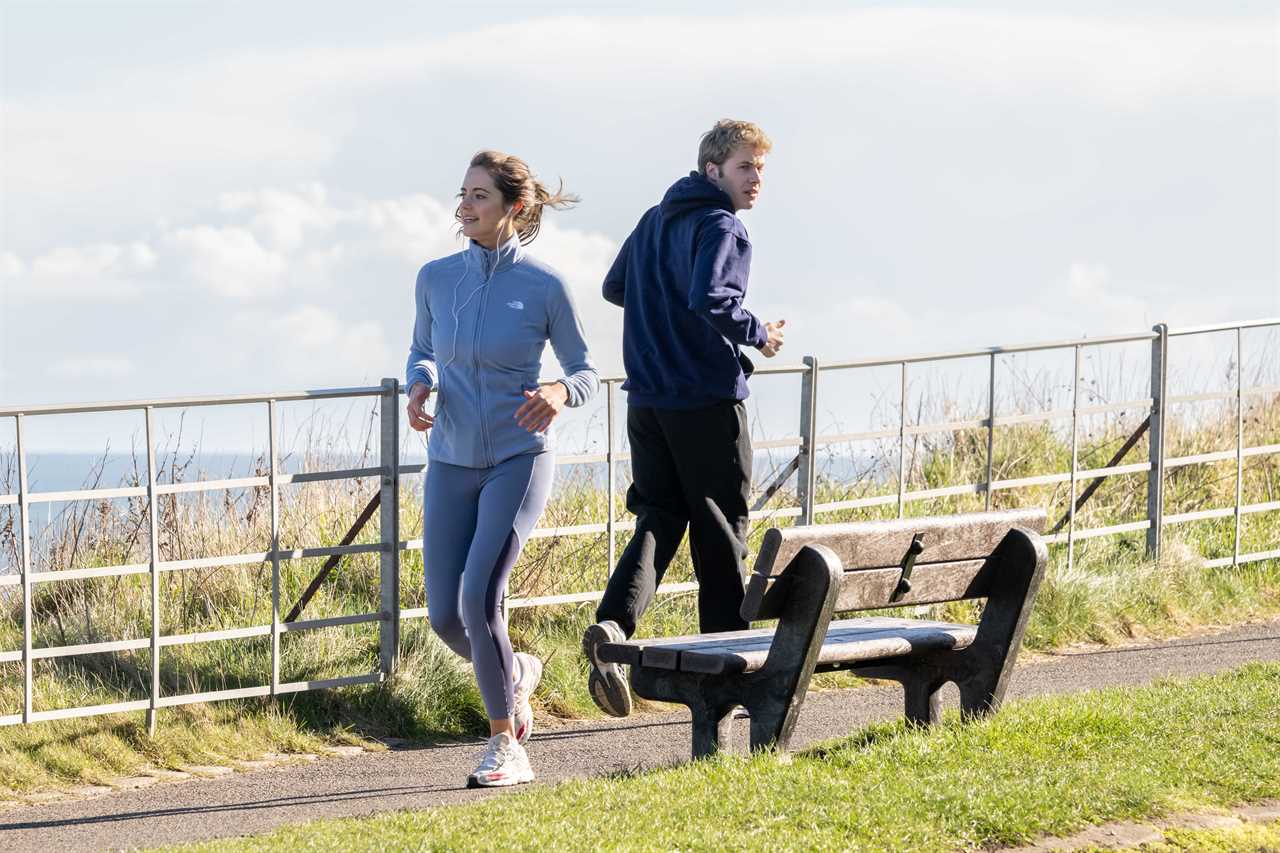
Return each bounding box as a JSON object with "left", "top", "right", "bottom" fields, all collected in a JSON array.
[
  {"left": 1067, "top": 346, "right": 1081, "bottom": 573},
  {"left": 144, "top": 407, "right": 161, "bottom": 734},
  {"left": 985, "top": 353, "right": 997, "bottom": 510},
  {"left": 379, "top": 378, "right": 401, "bottom": 678},
  {"left": 268, "top": 400, "right": 281, "bottom": 695},
  {"left": 1233, "top": 326, "right": 1244, "bottom": 565},
  {"left": 1147, "top": 323, "right": 1168, "bottom": 558},
  {"left": 897, "top": 362, "right": 908, "bottom": 519},
  {"left": 15, "top": 415, "right": 33, "bottom": 724},
  {"left": 606, "top": 381, "right": 617, "bottom": 571},
  {"left": 796, "top": 356, "right": 819, "bottom": 525}
]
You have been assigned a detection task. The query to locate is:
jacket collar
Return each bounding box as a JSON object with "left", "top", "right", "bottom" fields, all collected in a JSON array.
[{"left": 467, "top": 233, "right": 524, "bottom": 279}]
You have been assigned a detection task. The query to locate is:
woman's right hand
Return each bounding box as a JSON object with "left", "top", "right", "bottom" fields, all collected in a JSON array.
[{"left": 406, "top": 383, "right": 434, "bottom": 432}]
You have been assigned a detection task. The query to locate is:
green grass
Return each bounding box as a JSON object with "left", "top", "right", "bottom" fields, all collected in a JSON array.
[
  {"left": 0, "top": 698, "right": 359, "bottom": 792},
  {"left": 161, "top": 663, "right": 1280, "bottom": 852}
]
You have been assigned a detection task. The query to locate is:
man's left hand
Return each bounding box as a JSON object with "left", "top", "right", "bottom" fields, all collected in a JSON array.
[{"left": 760, "top": 319, "right": 786, "bottom": 358}]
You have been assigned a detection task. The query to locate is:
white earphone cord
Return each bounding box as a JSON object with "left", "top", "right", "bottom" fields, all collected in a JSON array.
[{"left": 441, "top": 210, "right": 516, "bottom": 370}]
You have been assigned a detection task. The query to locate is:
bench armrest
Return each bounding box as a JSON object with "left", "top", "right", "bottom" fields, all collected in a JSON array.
[
  {"left": 970, "top": 525, "right": 1048, "bottom": 685},
  {"left": 740, "top": 571, "right": 772, "bottom": 622}
]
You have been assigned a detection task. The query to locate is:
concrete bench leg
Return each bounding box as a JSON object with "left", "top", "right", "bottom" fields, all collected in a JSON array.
[
  {"left": 690, "top": 702, "right": 736, "bottom": 759},
  {"left": 744, "top": 690, "right": 794, "bottom": 753},
  {"left": 957, "top": 667, "right": 1002, "bottom": 719},
  {"left": 903, "top": 675, "right": 946, "bottom": 726},
  {"left": 853, "top": 660, "right": 948, "bottom": 727},
  {"left": 629, "top": 668, "right": 737, "bottom": 759},
  {"left": 629, "top": 668, "right": 800, "bottom": 758}
]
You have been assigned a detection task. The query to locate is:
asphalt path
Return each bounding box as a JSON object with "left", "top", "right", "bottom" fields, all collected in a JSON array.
[{"left": 2, "top": 620, "right": 1278, "bottom": 852}]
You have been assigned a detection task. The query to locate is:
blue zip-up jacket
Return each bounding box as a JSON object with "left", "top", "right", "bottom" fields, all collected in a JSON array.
[
  {"left": 602, "top": 172, "right": 767, "bottom": 409},
  {"left": 405, "top": 236, "right": 599, "bottom": 468}
]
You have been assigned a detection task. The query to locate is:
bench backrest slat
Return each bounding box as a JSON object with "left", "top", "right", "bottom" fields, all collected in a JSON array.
[
  {"left": 832, "top": 558, "right": 991, "bottom": 611},
  {"left": 744, "top": 509, "right": 1046, "bottom": 621},
  {"left": 752, "top": 509, "right": 1045, "bottom": 578}
]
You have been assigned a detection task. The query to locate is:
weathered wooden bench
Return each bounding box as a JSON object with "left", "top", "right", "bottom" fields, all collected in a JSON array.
[{"left": 596, "top": 508, "right": 1047, "bottom": 758}]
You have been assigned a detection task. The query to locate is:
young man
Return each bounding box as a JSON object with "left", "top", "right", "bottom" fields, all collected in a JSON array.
[{"left": 583, "top": 119, "right": 785, "bottom": 717}]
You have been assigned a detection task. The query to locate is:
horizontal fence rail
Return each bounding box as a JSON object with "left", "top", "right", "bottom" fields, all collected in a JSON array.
[{"left": 0, "top": 317, "right": 1276, "bottom": 728}]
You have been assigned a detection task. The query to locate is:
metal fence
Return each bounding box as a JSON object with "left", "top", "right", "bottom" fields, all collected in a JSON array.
[{"left": 1, "top": 317, "right": 1277, "bottom": 729}]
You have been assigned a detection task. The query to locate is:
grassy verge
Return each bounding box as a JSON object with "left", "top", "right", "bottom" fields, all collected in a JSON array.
[
  {"left": 162, "top": 662, "right": 1280, "bottom": 852},
  {"left": 0, "top": 700, "right": 361, "bottom": 793}
]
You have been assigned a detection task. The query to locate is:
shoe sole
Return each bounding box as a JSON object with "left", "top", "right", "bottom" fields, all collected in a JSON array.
[
  {"left": 583, "top": 625, "right": 632, "bottom": 718},
  {"left": 467, "top": 768, "right": 535, "bottom": 788}
]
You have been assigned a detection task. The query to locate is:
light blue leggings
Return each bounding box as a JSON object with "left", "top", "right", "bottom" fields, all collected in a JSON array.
[{"left": 423, "top": 452, "right": 554, "bottom": 720}]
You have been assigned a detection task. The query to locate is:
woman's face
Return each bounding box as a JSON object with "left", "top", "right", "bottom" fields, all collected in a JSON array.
[{"left": 457, "top": 166, "right": 513, "bottom": 249}]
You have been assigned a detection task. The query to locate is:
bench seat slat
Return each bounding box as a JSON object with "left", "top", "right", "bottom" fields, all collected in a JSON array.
[
  {"left": 598, "top": 617, "right": 977, "bottom": 675},
  {"left": 596, "top": 625, "right": 770, "bottom": 667}
]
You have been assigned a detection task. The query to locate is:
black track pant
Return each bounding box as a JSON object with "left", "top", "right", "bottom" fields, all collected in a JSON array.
[{"left": 596, "top": 401, "right": 751, "bottom": 637}]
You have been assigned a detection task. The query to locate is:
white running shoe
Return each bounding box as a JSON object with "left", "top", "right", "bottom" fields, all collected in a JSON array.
[
  {"left": 512, "top": 652, "right": 543, "bottom": 745},
  {"left": 583, "top": 620, "right": 632, "bottom": 717},
  {"left": 467, "top": 732, "right": 534, "bottom": 789}
]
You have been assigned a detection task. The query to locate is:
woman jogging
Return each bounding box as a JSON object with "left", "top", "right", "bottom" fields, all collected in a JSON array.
[{"left": 405, "top": 150, "right": 598, "bottom": 788}]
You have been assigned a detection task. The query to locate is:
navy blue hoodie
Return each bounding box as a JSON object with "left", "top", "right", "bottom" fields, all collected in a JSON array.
[{"left": 603, "top": 172, "right": 767, "bottom": 409}]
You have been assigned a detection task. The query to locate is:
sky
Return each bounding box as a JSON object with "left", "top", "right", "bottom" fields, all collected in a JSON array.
[{"left": 0, "top": 1, "right": 1277, "bottom": 453}]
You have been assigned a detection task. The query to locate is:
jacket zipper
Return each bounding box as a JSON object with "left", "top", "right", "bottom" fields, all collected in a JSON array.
[{"left": 475, "top": 275, "right": 493, "bottom": 467}]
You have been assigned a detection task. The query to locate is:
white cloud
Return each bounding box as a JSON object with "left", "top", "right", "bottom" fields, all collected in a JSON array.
[
  {"left": 166, "top": 225, "right": 288, "bottom": 299},
  {"left": 226, "top": 304, "right": 394, "bottom": 385},
  {"left": 351, "top": 194, "right": 460, "bottom": 265},
  {"left": 762, "top": 259, "right": 1268, "bottom": 367},
  {"left": 1065, "top": 262, "right": 1149, "bottom": 323},
  {"left": 0, "top": 252, "right": 25, "bottom": 277},
  {"left": 29, "top": 242, "right": 155, "bottom": 278},
  {"left": 219, "top": 183, "right": 340, "bottom": 253},
  {"left": 2, "top": 103, "right": 337, "bottom": 199},
  {"left": 1, "top": 241, "right": 156, "bottom": 300}
]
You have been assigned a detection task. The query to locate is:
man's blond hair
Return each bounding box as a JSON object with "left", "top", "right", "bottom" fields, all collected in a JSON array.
[{"left": 697, "top": 119, "right": 772, "bottom": 175}]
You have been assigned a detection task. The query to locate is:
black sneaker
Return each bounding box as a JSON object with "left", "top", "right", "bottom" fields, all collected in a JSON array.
[{"left": 582, "top": 620, "right": 632, "bottom": 718}]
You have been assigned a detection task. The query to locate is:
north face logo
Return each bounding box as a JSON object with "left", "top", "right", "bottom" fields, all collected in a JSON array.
[{"left": 506, "top": 301, "right": 524, "bottom": 310}]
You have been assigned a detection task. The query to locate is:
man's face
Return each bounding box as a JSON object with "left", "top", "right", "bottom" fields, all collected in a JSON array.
[{"left": 706, "top": 144, "right": 766, "bottom": 211}]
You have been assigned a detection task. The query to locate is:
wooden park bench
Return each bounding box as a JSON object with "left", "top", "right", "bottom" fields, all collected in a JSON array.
[{"left": 596, "top": 509, "right": 1047, "bottom": 758}]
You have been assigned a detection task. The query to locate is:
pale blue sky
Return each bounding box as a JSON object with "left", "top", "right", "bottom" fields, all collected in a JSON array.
[{"left": 1, "top": 2, "right": 1277, "bottom": 452}]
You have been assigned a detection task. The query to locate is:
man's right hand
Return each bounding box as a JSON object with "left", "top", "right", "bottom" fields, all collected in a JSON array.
[
  {"left": 759, "top": 319, "right": 786, "bottom": 358},
  {"left": 406, "top": 383, "right": 434, "bottom": 432}
]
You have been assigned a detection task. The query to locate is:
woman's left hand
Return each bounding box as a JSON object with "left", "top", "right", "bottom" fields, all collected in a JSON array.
[{"left": 515, "top": 381, "right": 568, "bottom": 433}]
